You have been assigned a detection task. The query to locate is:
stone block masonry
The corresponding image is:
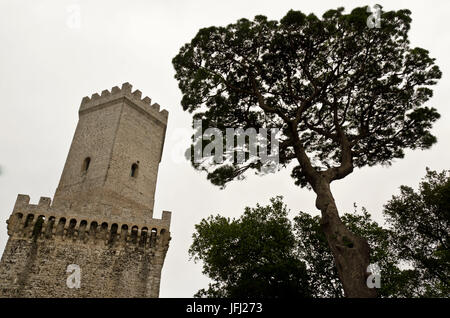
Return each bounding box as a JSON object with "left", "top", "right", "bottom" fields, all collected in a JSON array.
[{"left": 0, "top": 83, "right": 171, "bottom": 297}]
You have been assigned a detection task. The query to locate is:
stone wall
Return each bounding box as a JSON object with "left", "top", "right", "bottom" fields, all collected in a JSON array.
[
  {"left": 0, "top": 195, "right": 171, "bottom": 297},
  {"left": 53, "top": 82, "right": 169, "bottom": 215}
]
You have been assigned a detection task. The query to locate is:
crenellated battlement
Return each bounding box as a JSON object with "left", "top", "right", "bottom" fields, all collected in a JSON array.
[
  {"left": 14, "top": 194, "right": 170, "bottom": 225},
  {"left": 6, "top": 211, "right": 170, "bottom": 251},
  {"left": 14, "top": 194, "right": 51, "bottom": 210},
  {"left": 79, "top": 82, "right": 168, "bottom": 125},
  {"left": 8, "top": 194, "right": 171, "bottom": 250}
]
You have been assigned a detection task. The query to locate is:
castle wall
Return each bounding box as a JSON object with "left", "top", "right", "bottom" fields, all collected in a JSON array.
[
  {"left": 104, "top": 97, "right": 167, "bottom": 212},
  {"left": 0, "top": 195, "right": 171, "bottom": 298},
  {"left": 53, "top": 101, "right": 123, "bottom": 202}
]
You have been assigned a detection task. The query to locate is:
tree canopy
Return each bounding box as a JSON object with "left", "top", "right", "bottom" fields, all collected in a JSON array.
[
  {"left": 189, "top": 197, "right": 311, "bottom": 298},
  {"left": 190, "top": 169, "right": 449, "bottom": 297},
  {"left": 384, "top": 168, "right": 450, "bottom": 296},
  {"left": 173, "top": 6, "right": 441, "bottom": 188}
]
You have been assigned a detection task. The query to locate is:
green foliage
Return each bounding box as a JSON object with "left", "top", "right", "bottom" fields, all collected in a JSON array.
[
  {"left": 293, "top": 212, "right": 344, "bottom": 297},
  {"left": 189, "top": 197, "right": 312, "bottom": 298},
  {"left": 191, "top": 170, "right": 450, "bottom": 297},
  {"left": 383, "top": 168, "right": 450, "bottom": 297},
  {"left": 173, "top": 6, "right": 441, "bottom": 187},
  {"left": 294, "top": 205, "right": 430, "bottom": 297},
  {"left": 295, "top": 169, "right": 450, "bottom": 297}
]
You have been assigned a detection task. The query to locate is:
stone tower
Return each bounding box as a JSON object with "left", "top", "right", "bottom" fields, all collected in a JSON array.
[{"left": 0, "top": 83, "right": 171, "bottom": 297}]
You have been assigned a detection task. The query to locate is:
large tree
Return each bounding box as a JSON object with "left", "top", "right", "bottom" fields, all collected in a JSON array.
[{"left": 173, "top": 6, "right": 441, "bottom": 297}]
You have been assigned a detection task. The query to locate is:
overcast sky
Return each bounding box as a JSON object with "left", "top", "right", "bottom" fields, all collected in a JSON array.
[{"left": 0, "top": 0, "right": 449, "bottom": 297}]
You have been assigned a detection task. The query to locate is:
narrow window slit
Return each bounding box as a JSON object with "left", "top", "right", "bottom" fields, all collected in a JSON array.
[
  {"left": 131, "top": 163, "right": 139, "bottom": 178},
  {"left": 82, "top": 157, "right": 91, "bottom": 172}
]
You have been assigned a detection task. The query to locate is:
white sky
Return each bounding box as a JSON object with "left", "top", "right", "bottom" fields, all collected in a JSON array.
[{"left": 0, "top": 0, "right": 449, "bottom": 297}]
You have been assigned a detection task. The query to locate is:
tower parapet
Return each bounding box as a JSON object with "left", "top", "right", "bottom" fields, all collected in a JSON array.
[
  {"left": 79, "top": 82, "right": 168, "bottom": 126},
  {"left": 7, "top": 194, "right": 171, "bottom": 244}
]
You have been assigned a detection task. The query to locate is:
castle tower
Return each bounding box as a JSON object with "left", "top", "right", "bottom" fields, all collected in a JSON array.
[{"left": 0, "top": 83, "right": 171, "bottom": 298}]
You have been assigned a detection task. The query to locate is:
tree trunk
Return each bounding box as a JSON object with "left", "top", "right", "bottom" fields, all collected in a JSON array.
[{"left": 314, "top": 180, "right": 377, "bottom": 298}]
